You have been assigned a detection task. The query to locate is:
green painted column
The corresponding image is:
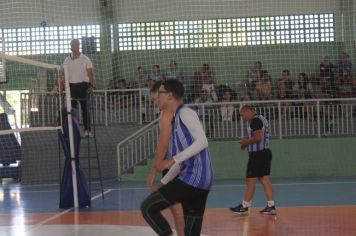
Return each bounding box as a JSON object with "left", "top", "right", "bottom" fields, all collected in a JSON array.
[
  {"left": 341, "top": 0, "right": 355, "bottom": 63},
  {"left": 98, "top": 0, "right": 114, "bottom": 89}
]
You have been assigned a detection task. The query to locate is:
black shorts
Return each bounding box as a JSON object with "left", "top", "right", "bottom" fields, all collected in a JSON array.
[
  {"left": 246, "top": 149, "right": 272, "bottom": 178},
  {"left": 159, "top": 178, "right": 209, "bottom": 217}
]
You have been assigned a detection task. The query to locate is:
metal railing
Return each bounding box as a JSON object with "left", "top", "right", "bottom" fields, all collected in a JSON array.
[
  {"left": 117, "top": 118, "right": 160, "bottom": 177},
  {"left": 190, "top": 98, "right": 356, "bottom": 139},
  {"left": 116, "top": 98, "right": 356, "bottom": 177},
  {"left": 21, "top": 90, "right": 355, "bottom": 138},
  {"left": 20, "top": 88, "right": 158, "bottom": 127}
]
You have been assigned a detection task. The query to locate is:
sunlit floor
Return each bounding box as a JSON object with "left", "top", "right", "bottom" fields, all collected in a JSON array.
[{"left": 1, "top": 177, "right": 356, "bottom": 236}]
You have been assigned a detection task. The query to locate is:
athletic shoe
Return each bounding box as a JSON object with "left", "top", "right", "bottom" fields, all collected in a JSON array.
[
  {"left": 260, "top": 205, "right": 277, "bottom": 215},
  {"left": 83, "top": 131, "right": 93, "bottom": 138},
  {"left": 229, "top": 204, "right": 249, "bottom": 215}
]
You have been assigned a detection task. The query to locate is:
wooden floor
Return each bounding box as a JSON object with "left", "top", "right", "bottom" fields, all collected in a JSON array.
[{"left": 1, "top": 178, "right": 356, "bottom": 235}]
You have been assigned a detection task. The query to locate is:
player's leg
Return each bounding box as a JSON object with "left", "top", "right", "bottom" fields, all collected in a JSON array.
[
  {"left": 169, "top": 203, "right": 185, "bottom": 236},
  {"left": 230, "top": 177, "right": 257, "bottom": 214},
  {"left": 244, "top": 177, "right": 258, "bottom": 202},
  {"left": 258, "top": 149, "right": 276, "bottom": 214},
  {"left": 140, "top": 191, "right": 173, "bottom": 236},
  {"left": 180, "top": 186, "right": 209, "bottom": 236},
  {"left": 259, "top": 175, "right": 276, "bottom": 214},
  {"left": 259, "top": 175, "right": 274, "bottom": 201},
  {"left": 230, "top": 154, "right": 257, "bottom": 214}
]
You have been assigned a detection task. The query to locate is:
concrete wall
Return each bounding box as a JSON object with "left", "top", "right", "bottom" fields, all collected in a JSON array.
[
  {"left": 20, "top": 124, "right": 143, "bottom": 184},
  {"left": 122, "top": 137, "right": 356, "bottom": 181}
]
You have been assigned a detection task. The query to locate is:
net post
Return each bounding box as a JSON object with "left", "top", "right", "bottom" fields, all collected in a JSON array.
[{"left": 64, "top": 65, "right": 79, "bottom": 209}]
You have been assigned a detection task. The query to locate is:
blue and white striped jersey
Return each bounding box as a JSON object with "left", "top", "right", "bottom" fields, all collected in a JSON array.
[
  {"left": 247, "top": 114, "right": 270, "bottom": 153},
  {"left": 169, "top": 105, "right": 214, "bottom": 190}
]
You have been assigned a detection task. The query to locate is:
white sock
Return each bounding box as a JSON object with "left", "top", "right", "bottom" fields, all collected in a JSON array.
[
  {"left": 242, "top": 200, "right": 251, "bottom": 208},
  {"left": 267, "top": 201, "right": 275, "bottom": 207}
]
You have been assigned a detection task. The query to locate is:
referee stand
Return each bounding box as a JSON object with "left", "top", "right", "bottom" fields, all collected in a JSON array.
[{"left": 74, "top": 93, "right": 104, "bottom": 201}]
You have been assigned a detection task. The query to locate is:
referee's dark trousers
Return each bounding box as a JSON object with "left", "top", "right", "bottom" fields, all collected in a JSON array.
[{"left": 69, "top": 82, "right": 90, "bottom": 131}]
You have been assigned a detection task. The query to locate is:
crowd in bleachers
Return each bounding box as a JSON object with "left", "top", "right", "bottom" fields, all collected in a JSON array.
[{"left": 107, "top": 52, "right": 354, "bottom": 108}]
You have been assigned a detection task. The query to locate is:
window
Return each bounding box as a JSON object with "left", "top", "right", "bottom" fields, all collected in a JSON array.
[
  {"left": 0, "top": 32, "right": 6, "bottom": 83},
  {"left": 118, "top": 23, "right": 132, "bottom": 51},
  {"left": 190, "top": 20, "right": 203, "bottom": 48},
  {"left": 161, "top": 22, "right": 174, "bottom": 49},
  {"left": 218, "top": 19, "right": 232, "bottom": 47},
  {"left": 1, "top": 25, "right": 100, "bottom": 55},
  {"left": 0, "top": 13, "right": 335, "bottom": 54},
  {"left": 320, "top": 13, "right": 334, "bottom": 42},
  {"left": 117, "top": 13, "right": 334, "bottom": 51},
  {"left": 203, "top": 19, "right": 217, "bottom": 47},
  {"left": 146, "top": 22, "right": 160, "bottom": 50}
]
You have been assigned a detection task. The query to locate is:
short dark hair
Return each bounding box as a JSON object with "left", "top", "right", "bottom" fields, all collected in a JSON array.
[
  {"left": 162, "top": 79, "right": 184, "bottom": 100},
  {"left": 150, "top": 81, "right": 163, "bottom": 93},
  {"left": 240, "top": 105, "right": 255, "bottom": 112}
]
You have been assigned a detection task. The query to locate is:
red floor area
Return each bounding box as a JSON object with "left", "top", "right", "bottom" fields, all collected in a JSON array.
[{"left": 1, "top": 206, "right": 356, "bottom": 236}]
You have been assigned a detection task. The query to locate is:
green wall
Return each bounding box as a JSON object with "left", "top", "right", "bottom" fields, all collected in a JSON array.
[
  {"left": 0, "top": 41, "right": 347, "bottom": 91},
  {"left": 116, "top": 42, "right": 343, "bottom": 85},
  {"left": 122, "top": 137, "right": 356, "bottom": 181}
]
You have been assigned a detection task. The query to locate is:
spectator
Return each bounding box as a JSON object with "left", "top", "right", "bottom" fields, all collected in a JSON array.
[
  {"left": 256, "top": 70, "right": 273, "bottom": 100},
  {"left": 278, "top": 70, "right": 294, "bottom": 119},
  {"left": 142, "top": 79, "right": 155, "bottom": 99},
  {"left": 319, "top": 55, "right": 336, "bottom": 97},
  {"left": 116, "top": 79, "right": 129, "bottom": 108},
  {"left": 247, "top": 61, "right": 263, "bottom": 80},
  {"left": 292, "top": 73, "right": 314, "bottom": 118},
  {"left": 193, "top": 63, "right": 215, "bottom": 100},
  {"left": 194, "top": 89, "right": 214, "bottom": 105},
  {"left": 245, "top": 61, "right": 262, "bottom": 101},
  {"left": 136, "top": 66, "right": 148, "bottom": 88},
  {"left": 335, "top": 52, "right": 353, "bottom": 97},
  {"left": 107, "top": 79, "right": 118, "bottom": 108},
  {"left": 194, "top": 89, "right": 215, "bottom": 136},
  {"left": 165, "top": 60, "right": 183, "bottom": 82},
  {"left": 149, "top": 65, "right": 163, "bottom": 82},
  {"left": 278, "top": 70, "right": 294, "bottom": 99},
  {"left": 220, "top": 88, "right": 235, "bottom": 122},
  {"left": 293, "top": 73, "right": 313, "bottom": 99}
]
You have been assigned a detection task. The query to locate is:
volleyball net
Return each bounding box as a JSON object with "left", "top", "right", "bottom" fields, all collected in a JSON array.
[{"left": 0, "top": 0, "right": 355, "bottom": 184}]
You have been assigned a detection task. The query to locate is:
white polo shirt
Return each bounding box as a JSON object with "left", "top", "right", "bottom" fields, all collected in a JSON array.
[{"left": 63, "top": 53, "right": 93, "bottom": 84}]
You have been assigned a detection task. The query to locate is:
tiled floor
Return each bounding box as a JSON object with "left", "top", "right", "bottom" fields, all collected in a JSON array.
[{"left": 1, "top": 177, "right": 356, "bottom": 236}]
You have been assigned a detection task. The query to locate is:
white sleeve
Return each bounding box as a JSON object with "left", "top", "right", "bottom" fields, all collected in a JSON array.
[
  {"left": 173, "top": 108, "right": 208, "bottom": 164},
  {"left": 160, "top": 163, "right": 180, "bottom": 184},
  {"left": 83, "top": 55, "right": 93, "bottom": 68}
]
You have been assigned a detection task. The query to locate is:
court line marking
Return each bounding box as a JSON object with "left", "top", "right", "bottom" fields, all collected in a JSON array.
[
  {"left": 212, "top": 181, "right": 356, "bottom": 188},
  {"left": 2, "top": 180, "right": 356, "bottom": 193},
  {"left": 25, "top": 189, "right": 113, "bottom": 231},
  {"left": 105, "top": 181, "right": 356, "bottom": 191}
]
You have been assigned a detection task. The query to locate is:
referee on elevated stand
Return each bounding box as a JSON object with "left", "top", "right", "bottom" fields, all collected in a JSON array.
[
  {"left": 60, "top": 39, "right": 95, "bottom": 138},
  {"left": 230, "top": 105, "right": 277, "bottom": 215}
]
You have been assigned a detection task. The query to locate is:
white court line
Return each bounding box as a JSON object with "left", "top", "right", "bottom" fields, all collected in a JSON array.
[
  {"left": 212, "top": 181, "right": 356, "bottom": 188},
  {"left": 242, "top": 215, "right": 250, "bottom": 236},
  {"left": 4, "top": 180, "right": 356, "bottom": 194},
  {"left": 27, "top": 189, "right": 113, "bottom": 231},
  {"left": 103, "top": 180, "right": 356, "bottom": 191}
]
